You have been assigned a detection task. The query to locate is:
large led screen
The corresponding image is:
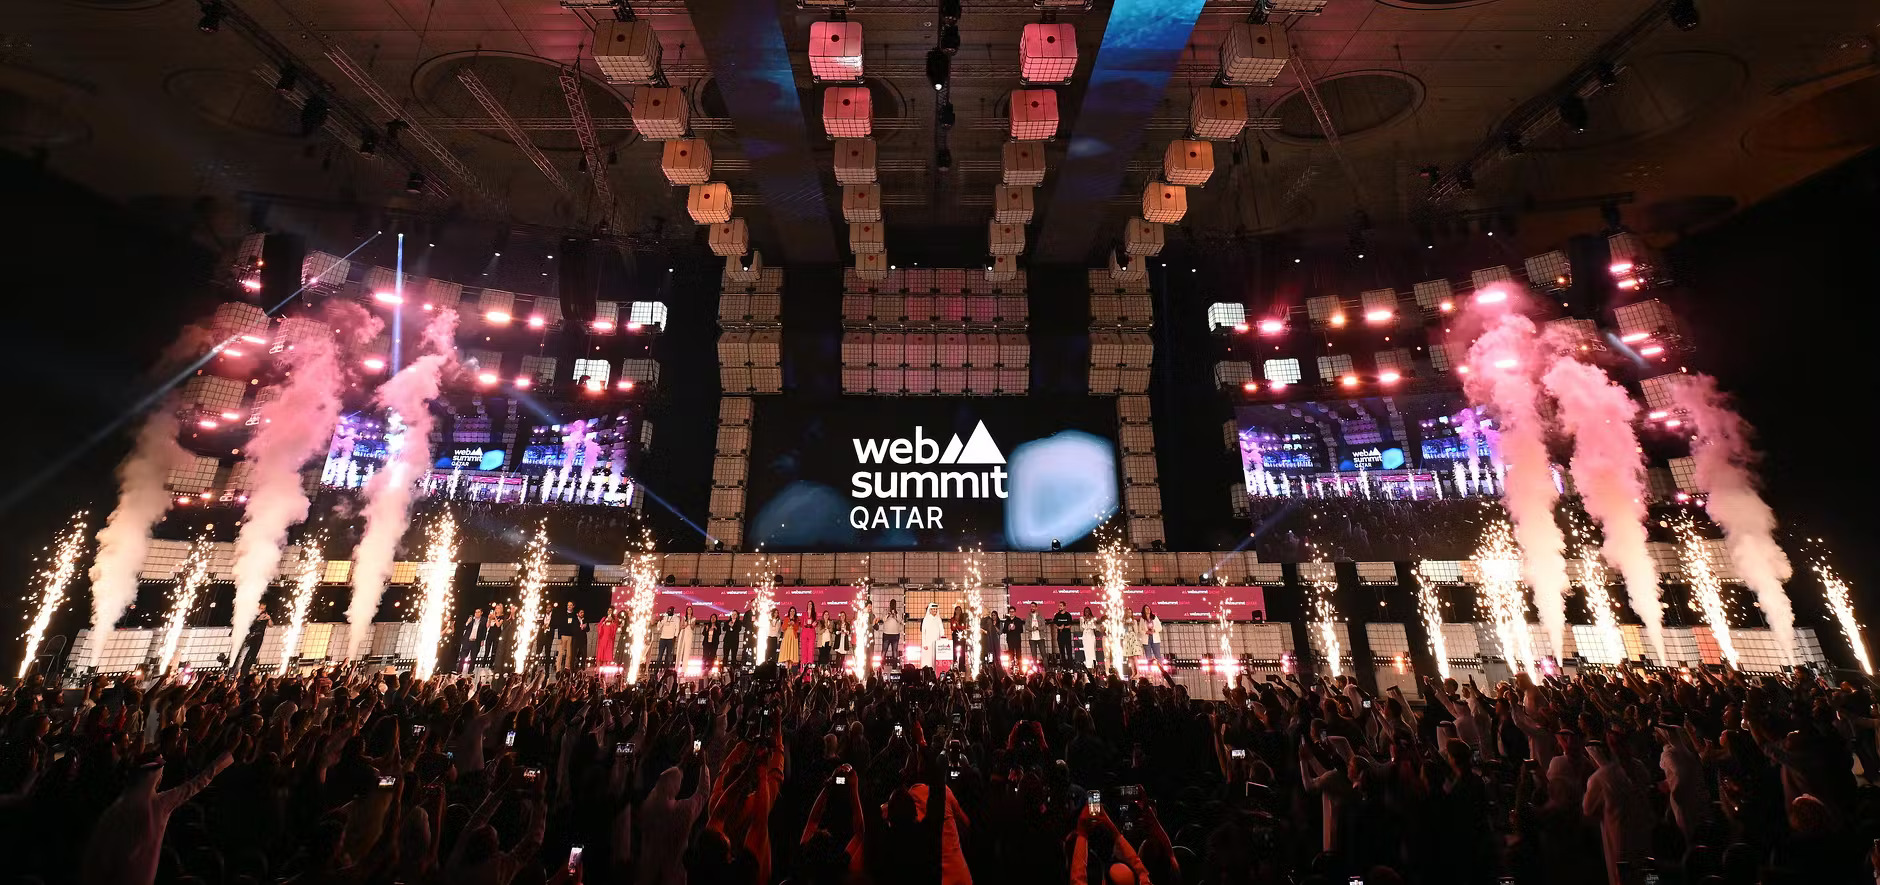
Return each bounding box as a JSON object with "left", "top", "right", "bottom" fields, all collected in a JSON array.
[{"left": 746, "top": 398, "right": 1120, "bottom": 551}]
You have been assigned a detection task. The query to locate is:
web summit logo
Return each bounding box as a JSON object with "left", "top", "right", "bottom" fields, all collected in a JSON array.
[{"left": 849, "top": 421, "right": 1006, "bottom": 529}]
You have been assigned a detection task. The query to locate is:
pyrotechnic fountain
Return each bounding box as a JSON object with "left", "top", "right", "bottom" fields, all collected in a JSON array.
[
  {"left": 347, "top": 309, "right": 459, "bottom": 659},
  {"left": 1567, "top": 518, "right": 1627, "bottom": 665},
  {"left": 850, "top": 573, "right": 872, "bottom": 680},
  {"left": 751, "top": 556, "right": 778, "bottom": 666},
  {"left": 512, "top": 522, "right": 550, "bottom": 674},
  {"left": 1675, "top": 375, "right": 1796, "bottom": 664},
  {"left": 1413, "top": 562, "right": 1449, "bottom": 679},
  {"left": 622, "top": 529, "right": 659, "bottom": 682},
  {"left": 1815, "top": 561, "right": 1871, "bottom": 675},
  {"left": 1302, "top": 559, "right": 1341, "bottom": 676},
  {"left": 411, "top": 513, "right": 459, "bottom": 681},
  {"left": 17, "top": 513, "right": 87, "bottom": 679},
  {"left": 1474, "top": 519, "right": 1539, "bottom": 680},
  {"left": 1543, "top": 354, "right": 1667, "bottom": 663},
  {"left": 1465, "top": 313, "right": 1569, "bottom": 662},
  {"left": 1097, "top": 536, "right": 1131, "bottom": 676},
  {"left": 156, "top": 535, "right": 216, "bottom": 674},
  {"left": 961, "top": 548, "right": 985, "bottom": 677},
  {"left": 1675, "top": 518, "right": 1739, "bottom": 667},
  {"left": 277, "top": 533, "right": 324, "bottom": 672}
]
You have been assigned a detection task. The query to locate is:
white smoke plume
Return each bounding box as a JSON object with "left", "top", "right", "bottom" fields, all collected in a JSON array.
[
  {"left": 345, "top": 310, "right": 459, "bottom": 658},
  {"left": 85, "top": 407, "right": 190, "bottom": 664},
  {"left": 229, "top": 303, "right": 381, "bottom": 656},
  {"left": 1542, "top": 355, "right": 1667, "bottom": 663},
  {"left": 1463, "top": 313, "right": 1571, "bottom": 660},
  {"left": 1673, "top": 374, "right": 1796, "bottom": 663},
  {"left": 84, "top": 325, "right": 216, "bottom": 665}
]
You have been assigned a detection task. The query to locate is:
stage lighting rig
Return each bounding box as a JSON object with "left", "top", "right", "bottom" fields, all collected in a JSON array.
[
  {"left": 197, "top": 1, "right": 225, "bottom": 34},
  {"left": 941, "top": 0, "right": 962, "bottom": 22},
  {"left": 926, "top": 49, "right": 951, "bottom": 91},
  {"left": 274, "top": 66, "right": 298, "bottom": 93},
  {"left": 1668, "top": 0, "right": 1699, "bottom": 31},
  {"left": 357, "top": 131, "right": 377, "bottom": 156},
  {"left": 936, "top": 148, "right": 954, "bottom": 173},
  {"left": 1558, "top": 95, "right": 1589, "bottom": 133},
  {"left": 937, "top": 102, "right": 956, "bottom": 128},
  {"left": 940, "top": 23, "right": 961, "bottom": 55},
  {"left": 406, "top": 170, "right": 426, "bottom": 193}
]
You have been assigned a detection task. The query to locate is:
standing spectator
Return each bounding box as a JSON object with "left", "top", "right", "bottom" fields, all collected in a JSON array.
[
  {"left": 702, "top": 613, "right": 722, "bottom": 670},
  {"left": 1052, "top": 602, "right": 1074, "bottom": 666},
  {"left": 553, "top": 601, "right": 581, "bottom": 670},
  {"left": 595, "top": 606, "right": 619, "bottom": 666},
  {"left": 80, "top": 748, "right": 233, "bottom": 885},
  {"left": 877, "top": 600, "right": 904, "bottom": 665},
  {"left": 231, "top": 604, "right": 269, "bottom": 675},
  {"left": 657, "top": 607, "right": 682, "bottom": 665}
]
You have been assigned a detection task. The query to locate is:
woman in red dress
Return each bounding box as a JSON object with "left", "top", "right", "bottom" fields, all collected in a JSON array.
[{"left": 595, "top": 606, "right": 619, "bottom": 665}]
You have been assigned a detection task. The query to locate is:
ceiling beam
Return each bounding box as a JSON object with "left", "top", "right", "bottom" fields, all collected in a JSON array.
[
  {"left": 1031, "top": 0, "right": 1209, "bottom": 263},
  {"left": 681, "top": 0, "right": 838, "bottom": 263}
]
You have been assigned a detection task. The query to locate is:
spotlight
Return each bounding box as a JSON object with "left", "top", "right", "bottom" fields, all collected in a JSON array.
[
  {"left": 1340, "top": 375, "right": 1359, "bottom": 388},
  {"left": 484, "top": 310, "right": 511, "bottom": 324},
  {"left": 1503, "top": 130, "right": 1525, "bottom": 156},
  {"left": 358, "top": 132, "right": 377, "bottom": 157},
  {"left": 616, "top": 379, "right": 635, "bottom": 391},
  {"left": 405, "top": 170, "right": 426, "bottom": 193},
  {"left": 274, "top": 67, "right": 298, "bottom": 93},
  {"left": 937, "top": 102, "right": 956, "bottom": 127},
  {"left": 1242, "top": 380, "right": 1259, "bottom": 393},
  {"left": 476, "top": 372, "right": 498, "bottom": 386},
  {"left": 1456, "top": 166, "right": 1475, "bottom": 191},
  {"left": 940, "top": 23, "right": 961, "bottom": 54},
  {"left": 1475, "top": 287, "right": 1508, "bottom": 305},
  {"left": 1258, "top": 318, "right": 1285, "bottom": 335},
  {"left": 362, "top": 357, "right": 386, "bottom": 371},
  {"left": 935, "top": 148, "right": 953, "bottom": 172},
  {"left": 515, "top": 376, "right": 532, "bottom": 389},
  {"left": 926, "top": 49, "right": 950, "bottom": 91},
  {"left": 299, "top": 96, "right": 328, "bottom": 136},
  {"left": 941, "top": 0, "right": 961, "bottom": 23},
  {"left": 1558, "top": 94, "right": 1589, "bottom": 133},
  {"left": 1378, "top": 371, "right": 1401, "bottom": 384},
  {"left": 527, "top": 316, "right": 546, "bottom": 329},
  {"left": 1596, "top": 62, "right": 1620, "bottom": 89},
  {"left": 197, "top": 1, "right": 225, "bottom": 33},
  {"left": 1668, "top": 0, "right": 1699, "bottom": 31},
  {"left": 1050, "top": 538, "right": 1062, "bottom": 551}
]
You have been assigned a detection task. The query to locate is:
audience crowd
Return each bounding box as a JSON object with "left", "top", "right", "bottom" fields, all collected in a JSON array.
[{"left": 5, "top": 653, "right": 1878, "bottom": 885}]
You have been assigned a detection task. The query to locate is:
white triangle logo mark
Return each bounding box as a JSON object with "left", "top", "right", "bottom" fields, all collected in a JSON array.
[
  {"left": 939, "top": 434, "right": 964, "bottom": 464},
  {"left": 956, "top": 420, "right": 1005, "bottom": 465}
]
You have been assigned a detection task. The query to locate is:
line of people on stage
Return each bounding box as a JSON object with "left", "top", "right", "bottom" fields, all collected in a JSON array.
[{"left": 450, "top": 595, "right": 1168, "bottom": 677}]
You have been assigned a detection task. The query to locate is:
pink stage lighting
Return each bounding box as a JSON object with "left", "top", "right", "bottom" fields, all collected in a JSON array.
[
  {"left": 1475, "top": 287, "right": 1508, "bottom": 305},
  {"left": 1664, "top": 418, "right": 1683, "bottom": 428},
  {"left": 197, "top": 419, "right": 219, "bottom": 429},
  {"left": 1439, "top": 301, "right": 1455, "bottom": 312},
  {"left": 515, "top": 376, "right": 532, "bottom": 389},
  {"left": 1328, "top": 313, "right": 1347, "bottom": 328},
  {"left": 485, "top": 310, "right": 512, "bottom": 324},
  {"left": 1639, "top": 345, "right": 1665, "bottom": 356},
  {"left": 616, "top": 379, "right": 635, "bottom": 391},
  {"left": 1616, "top": 277, "right": 1641, "bottom": 290},
  {"left": 476, "top": 372, "right": 499, "bottom": 386},
  {"left": 422, "top": 303, "right": 435, "bottom": 312},
  {"left": 239, "top": 335, "right": 266, "bottom": 345},
  {"left": 1648, "top": 410, "right": 1669, "bottom": 420},
  {"left": 626, "top": 321, "right": 644, "bottom": 332},
  {"left": 1340, "top": 375, "right": 1359, "bottom": 388},
  {"left": 1609, "top": 261, "right": 1635, "bottom": 275},
  {"left": 1268, "top": 379, "right": 1288, "bottom": 391},
  {"left": 1364, "top": 309, "right": 1393, "bottom": 324},
  {"left": 1242, "top": 380, "right": 1259, "bottom": 393},
  {"left": 1620, "top": 331, "right": 1651, "bottom": 344},
  {"left": 240, "top": 278, "right": 262, "bottom": 292},
  {"left": 222, "top": 349, "right": 245, "bottom": 358},
  {"left": 1258, "top": 318, "right": 1286, "bottom": 335},
  {"left": 362, "top": 357, "right": 386, "bottom": 371},
  {"left": 176, "top": 496, "right": 192, "bottom": 506},
  {"left": 591, "top": 319, "right": 616, "bottom": 332},
  {"left": 1378, "top": 371, "right": 1401, "bottom": 384},
  {"left": 1457, "top": 365, "right": 1471, "bottom": 374},
  {"left": 1233, "top": 322, "right": 1251, "bottom": 333},
  {"left": 372, "top": 292, "right": 402, "bottom": 305},
  {"left": 219, "top": 411, "right": 240, "bottom": 420},
  {"left": 1493, "top": 357, "right": 1518, "bottom": 370},
  {"left": 584, "top": 379, "right": 604, "bottom": 392},
  {"left": 527, "top": 316, "right": 546, "bottom": 328}
]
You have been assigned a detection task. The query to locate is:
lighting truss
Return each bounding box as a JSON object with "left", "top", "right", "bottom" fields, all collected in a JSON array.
[
  {"left": 559, "top": 67, "right": 629, "bottom": 233},
  {"left": 457, "top": 69, "right": 571, "bottom": 195},
  {"left": 321, "top": 42, "right": 499, "bottom": 206}
]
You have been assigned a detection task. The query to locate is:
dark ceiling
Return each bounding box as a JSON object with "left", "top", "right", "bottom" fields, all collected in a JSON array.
[{"left": 2, "top": 0, "right": 1877, "bottom": 263}]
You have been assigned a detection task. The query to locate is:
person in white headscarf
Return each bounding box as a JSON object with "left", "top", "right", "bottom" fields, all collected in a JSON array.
[
  {"left": 631, "top": 761, "right": 712, "bottom": 885},
  {"left": 1658, "top": 722, "right": 1708, "bottom": 843},
  {"left": 1582, "top": 740, "right": 1652, "bottom": 885},
  {"left": 920, "top": 603, "right": 944, "bottom": 668}
]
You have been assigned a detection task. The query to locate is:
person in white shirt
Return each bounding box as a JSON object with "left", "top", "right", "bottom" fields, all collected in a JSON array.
[
  {"left": 1028, "top": 605, "right": 1045, "bottom": 666},
  {"left": 920, "top": 603, "right": 944, "bottom": 669},
  {"left": 876, "top": 600, "right": 903, "bottom": 664},
  {"left": 656, "top": 607, "right": 682, "bottom": 665},
  {"left": 676, "top": 605, "right": 695, "bottom": 669},
  {"left": 1142, "top": 606, "right": 1163, "bottom": 664}
]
